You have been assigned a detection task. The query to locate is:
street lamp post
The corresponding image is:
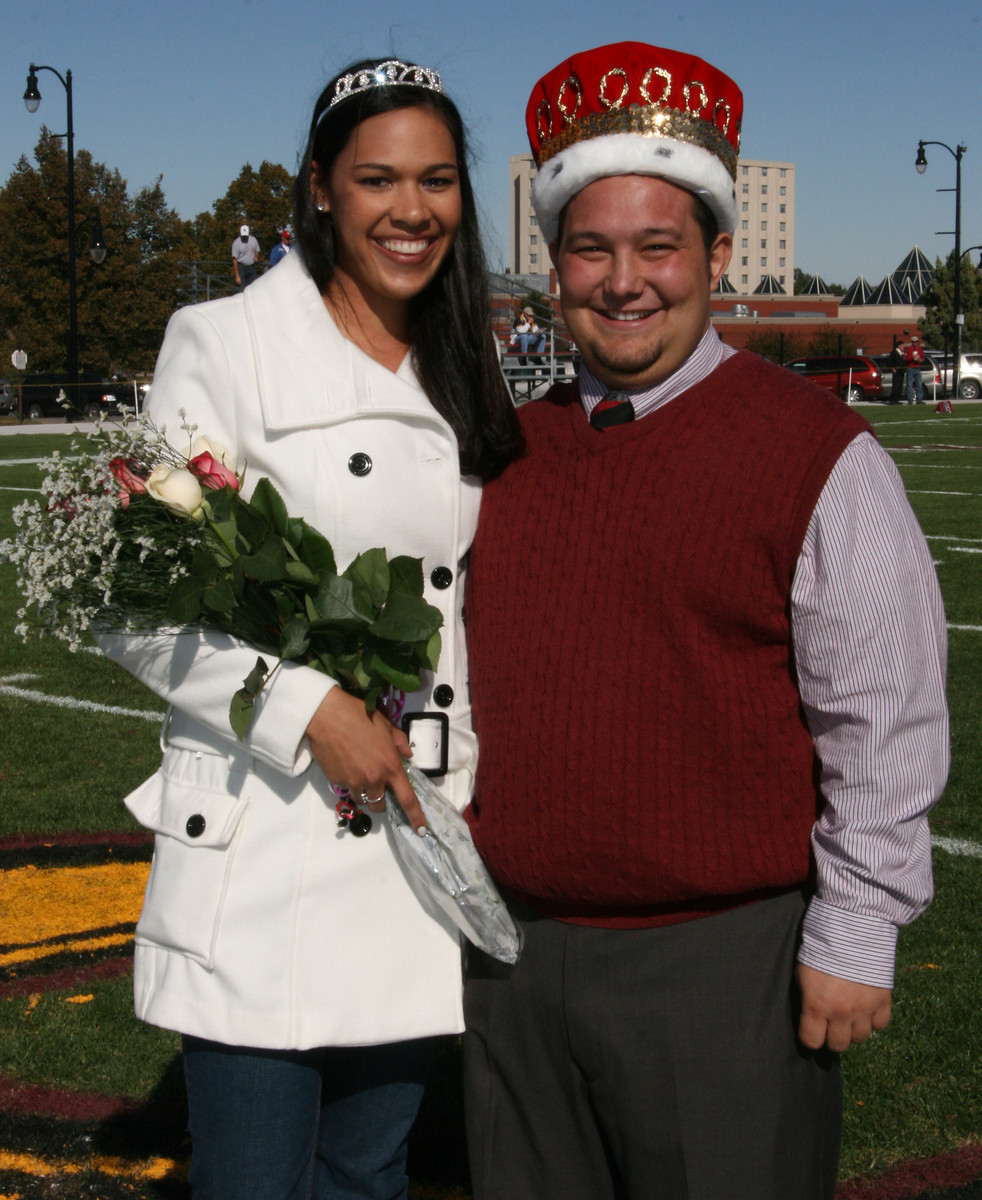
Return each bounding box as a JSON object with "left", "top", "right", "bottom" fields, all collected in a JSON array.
[
  {"left": 916, "top": 139, "right": 967, "bottom": 398},
  {"left": 23, "top": 64, "right": 106, "bottom": 404}
]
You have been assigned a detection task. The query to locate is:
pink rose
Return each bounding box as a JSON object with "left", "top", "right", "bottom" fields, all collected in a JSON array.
[
  {"left": 109, "top": 456, "right": 147, "bottom": 508},
  {"left": 188, "top": 438, "right": 239, "bottom": 491}
]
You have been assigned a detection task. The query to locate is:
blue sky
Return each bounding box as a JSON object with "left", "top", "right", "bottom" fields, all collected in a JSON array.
[{"left": 2, "top": 0, "right": 980, "bottom": 289}]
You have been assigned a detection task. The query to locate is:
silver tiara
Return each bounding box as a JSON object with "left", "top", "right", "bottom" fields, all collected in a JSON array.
[{"left": 329, "top": 60, "right": 444, "bottom": 108}]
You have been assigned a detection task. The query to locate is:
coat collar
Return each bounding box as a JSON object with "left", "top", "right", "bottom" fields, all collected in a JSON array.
[{"left": 242, "top": 250, "right": 438, "bottom": 432}]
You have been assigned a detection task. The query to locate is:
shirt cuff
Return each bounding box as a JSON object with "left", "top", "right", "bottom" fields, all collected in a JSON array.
[
  {"left": 246, "top": 661, "right": 337, "bottom": 775},
  {"left": 797, "top": 896, "right": 898, "bottom": 988}
]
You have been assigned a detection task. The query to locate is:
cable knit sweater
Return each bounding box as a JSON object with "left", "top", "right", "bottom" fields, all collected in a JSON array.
[{"left": 465, "top": 351, "right": 870, "bottom": 928}]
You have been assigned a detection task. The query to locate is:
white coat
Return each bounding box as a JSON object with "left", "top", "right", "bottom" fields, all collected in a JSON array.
[{"left": 100, "top": 251, "right": 481, "bottom": 1049}]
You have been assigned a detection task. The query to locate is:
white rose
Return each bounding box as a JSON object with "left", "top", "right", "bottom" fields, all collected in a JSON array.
[
  {"left": 145, "top": 465, "right": 204, "bottom": 517},
  {"left": 190, "top": 436, "right": 234, "bottom": 468}
]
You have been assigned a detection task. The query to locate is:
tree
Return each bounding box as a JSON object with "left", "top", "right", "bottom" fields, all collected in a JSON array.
[
  {"left": 0, "top": 130, "right": 195, "bottom": 376},
  {"left": 209, "top": 161, "right": 294, "bottom": 265},
  {"left": 743, "top": 329, "right": 805, "bottom": 363},
  {"left": 918, "top": 252, "right": 982, "bottom": 353}
]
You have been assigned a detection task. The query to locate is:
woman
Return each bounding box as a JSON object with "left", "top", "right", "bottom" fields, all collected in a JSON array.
[{"left": 100, "top": 57, "right": 522, "bottom": 1199}]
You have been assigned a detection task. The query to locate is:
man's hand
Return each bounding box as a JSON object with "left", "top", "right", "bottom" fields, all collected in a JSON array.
[
  {"left": 796, "top": 964, "right": 892, "bottom": 1052},
  {"left": 306, "top": 689, "right": 425, "bottom": 832}
]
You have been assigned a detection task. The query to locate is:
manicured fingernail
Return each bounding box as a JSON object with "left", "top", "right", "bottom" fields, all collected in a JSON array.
[{"left": 416, "top": 824, "right": 428, "bottom": 836}]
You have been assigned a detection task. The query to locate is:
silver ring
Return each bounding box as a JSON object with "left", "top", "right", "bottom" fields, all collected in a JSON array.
[{"left": 359, "top": 792, "right": 385, "bottom": 806}]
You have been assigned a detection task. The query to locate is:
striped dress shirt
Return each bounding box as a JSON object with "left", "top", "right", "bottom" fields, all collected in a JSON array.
[{"left": 579, "top": 328, "right": 949, "bottom": 987}]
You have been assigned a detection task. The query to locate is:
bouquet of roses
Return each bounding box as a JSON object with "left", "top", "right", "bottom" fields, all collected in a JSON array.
[
  {"left": 1, "top": 412, "right": 443, "bottom": 736},
  {"left": 1, "top": 413, "right": 522, "bottom": 964}
]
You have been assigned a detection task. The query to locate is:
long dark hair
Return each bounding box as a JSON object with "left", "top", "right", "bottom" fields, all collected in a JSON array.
[{"left": 293, "top": 58, "right": 523, "bottom": 479}]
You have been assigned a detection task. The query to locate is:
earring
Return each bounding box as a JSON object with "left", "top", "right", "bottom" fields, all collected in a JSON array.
[{"left": 316, "top": 203, "right": 325, "bottom": 212}]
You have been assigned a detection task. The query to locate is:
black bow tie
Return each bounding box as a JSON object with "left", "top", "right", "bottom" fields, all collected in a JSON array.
[{"left": 590, "top": 393, "right": 636, "bottom": 430}]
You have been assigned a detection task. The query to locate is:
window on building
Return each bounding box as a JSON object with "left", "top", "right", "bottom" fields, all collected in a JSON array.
[
  {"left": 761, "top": 221, "right": 767, "bottom": 231},
  {"left": 530, "top": 235, "right": 537, "bottom": 244},
  {"left": 741, "top": 256, "right": 748, "bottom": 266},
  {"left": 761, "top": 203, "right": 768, "bottom": 213},
  {"left": 761, "top": 257, "right": 767, "bottom": 267},
  {"left": 530, "top": 215, "right": 538, "bottom": 226},
  {"left": 742, "top": 165, "right": 749, "bottom": 174},
  {"left": 779, "top": 239, "right": 786, "bottom": 249},
  {"left": 742, "top": 183, "right": 749, "bottom": 193},
  {"left": 779, "top": 274, "right": 785, "bottom": 284},
  {"left": 779, "top": 205, "right": 786, "bottom": 214},
  {"left": 761, "top": 185, "right": 767, "bottom": 195},
  {"left": 761, "top": 167, "right": 768, "bottom": 176},
  {"left": 779, "top": 258, "right": 785, "bottom": 267},
  {"left": 780, "top": 186, "right": 786, "bottom": 196},
  {"left": 530, "top": 254, "right": 537, "bottom": 264},
  {"left": 761, "top": 240, "right": 767, "bottom": 249},
  {"left": 779, "top": 221, "right": 786, "bottom": 231},
  {"left": 741, "top": 274, "right": 748, "bottom": 285},
  {"left": 741, "top": 238, "right": 748, "bottom": 248},
  {"left": 742, "top": 202, "right": 749, "bottom": 212},
  {"left": 742, "top": 220, "right": 749, "bottom": 230},
  {"left": 780, "top": 168, "right": 786, "bottom": 177}
]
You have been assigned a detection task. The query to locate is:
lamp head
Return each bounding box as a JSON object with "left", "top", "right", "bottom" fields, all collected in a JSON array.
[
  {"left": 915, "top": 141, "right": 928, "bottom": 174},
  {"left": 24, "top": 66, "right": 41, "bottom": 113},
  {"left": 88, "top": 212, "right": 107, "bottom": 264}
]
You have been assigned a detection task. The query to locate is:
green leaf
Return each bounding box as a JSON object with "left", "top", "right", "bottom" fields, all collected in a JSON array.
[
  {"left": 366, "top": 644, "right": 423, "bottom": 693},
  {"left": 313, "top": 574, "right": 373, "bottom": 628},
  {"left": 284, "top": 559, "right": 319, "bottom": 586},
  {"left": 230, "top": 495, "right": 268, "bottom": 552},
  {"left": 229, "top": 656, "right": 270, "bottom": 740},
  {"left": 248, "top": 477, "right": 289, "bottom": 536},
  {"left": 420, "top": 628, "right": 442, "bottom": 672},
  {"left": 203, "top": 579, "right": 237, "bottom": 613},
  {"left": 280, "top": 614, "right": 311, "bottom": 660},
  {"left": 298, "top": 524, "right": 336, "bottom": 576},
  {"left": 388, "top": 555, "right": 424, "bottom": 597},
  {"left": 167, "top": 574, "right": 206, "bottom": 623},
  {"left": 343, "top": 547, "right": 390, "bottom": 613},
  {"left": 369, "top": 592, "right": 443, "bottom": 643},
  {"left": 239, "top": 534, "right": 288, "bottom": 581}
]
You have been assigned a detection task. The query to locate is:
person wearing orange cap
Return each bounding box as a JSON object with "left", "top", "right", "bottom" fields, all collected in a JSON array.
[{"left": 462, "top": 41, "right": 948, "bottom": 1199}]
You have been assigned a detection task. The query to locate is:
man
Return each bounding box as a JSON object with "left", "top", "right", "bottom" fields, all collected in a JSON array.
[
  {"left": 905, "top": 332, "right": 926, "bottom": 404},
  {"left": 231, "top": 223, "right": 261, "bottom": 290},
  {"left": 463, "top": 41, "right": 948, "bottom": 1200},
  {"left": 269, "top": 227, "right": 292, "bottom": 267}
]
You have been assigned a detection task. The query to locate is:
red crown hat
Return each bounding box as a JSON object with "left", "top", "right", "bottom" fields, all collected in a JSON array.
[{"left": 526, "top": 41, "right": 743, "bottom": 242}]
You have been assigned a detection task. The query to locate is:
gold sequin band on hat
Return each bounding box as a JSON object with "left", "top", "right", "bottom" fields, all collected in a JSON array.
[
  {"left": 536, "top": 103, "right": 739, "bottom": 180},
  {"left": 330, "top": 60, "right": 444, "bottom": 108}
]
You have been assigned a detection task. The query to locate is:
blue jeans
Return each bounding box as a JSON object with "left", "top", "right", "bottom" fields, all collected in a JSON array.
[
  {"left": 182, "top": 1035, "right": 437, "bottom": 1200},
  {"left": 518, "top": 332, "right": 546, "bottom": 355},
  {"left": 906, "top": 365, "right": 924, "bottom": 403}
]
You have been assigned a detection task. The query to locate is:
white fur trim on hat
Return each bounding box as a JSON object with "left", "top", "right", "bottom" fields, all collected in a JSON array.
[{"left": 531, "top": 133, "right": 738, "bottom": 243}]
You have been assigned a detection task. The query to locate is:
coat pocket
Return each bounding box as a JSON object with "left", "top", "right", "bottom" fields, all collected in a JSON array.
[{"left": 125, "top": 750, "right": 248, "bottom": 968}]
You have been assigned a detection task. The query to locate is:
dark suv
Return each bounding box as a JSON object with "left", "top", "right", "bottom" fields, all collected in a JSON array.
[
  {"left": 781, "top": 355, "right": 883, "bottom": 403},
  {"left": 19, "top": 373, "right": 123, "bottom": 421}
]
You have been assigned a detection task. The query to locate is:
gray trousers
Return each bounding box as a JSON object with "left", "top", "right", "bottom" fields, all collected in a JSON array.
[{"left": 463, "top": 889, "right": 841, "bottom": 1200}]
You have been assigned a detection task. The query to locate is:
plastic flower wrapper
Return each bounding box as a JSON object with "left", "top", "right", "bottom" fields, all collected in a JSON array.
[{"left": 385, "top": 761, "right": 522, "bottom": 964}]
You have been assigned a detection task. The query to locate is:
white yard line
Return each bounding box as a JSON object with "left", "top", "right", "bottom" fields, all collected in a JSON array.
[
  {"left": 949, "top": 624, "right": 982, "bottom": 633},
  {"left": 0, "top": 674, "right": 163, "bottom": 721},
  {"left": 932, "top": 835, "right": 982, "bottom": 859}
]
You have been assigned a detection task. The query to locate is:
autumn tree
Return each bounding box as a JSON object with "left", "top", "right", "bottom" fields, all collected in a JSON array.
[
  {"left": 918, "top": 252, "right": 982, "bottom": 353},
  {"left": 0, "top": 130, "right": 194, "bottom": 375}
]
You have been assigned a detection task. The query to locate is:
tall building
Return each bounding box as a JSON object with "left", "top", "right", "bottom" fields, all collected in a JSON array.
[
  {"left": 508, "top": 153, "right": 796, "bottom": 297},
  {"left": 508, "top": 155, "right": 545, "bottom": 276},
  {"left": 732, "top": 159, "right": 796, "bottom": 297}
]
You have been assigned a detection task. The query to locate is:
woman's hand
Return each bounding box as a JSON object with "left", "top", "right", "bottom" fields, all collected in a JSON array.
[{"left": 306, "top": 688, "right": 426, "bottom": 832}]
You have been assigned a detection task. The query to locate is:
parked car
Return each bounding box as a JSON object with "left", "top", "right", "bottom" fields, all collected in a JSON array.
[
  {"left": 18, "top": 373, "right": 123, "bottom": 421},
  {"left": 922, "top": 350, "right": 982, "bottom": 399},
  {"left": 871, "top": 352, "right": 941, "bottom": 400},
  {"left": 781, "top": 355, "right": 883, "bottom": 403},
  {"left": 955, "top": 353, "right": 982, "bottom": 400}
]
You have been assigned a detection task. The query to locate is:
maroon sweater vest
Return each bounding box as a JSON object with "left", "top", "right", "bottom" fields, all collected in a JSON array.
[{"left": 466, "top": 351, "right": 871, "bottom": 928}]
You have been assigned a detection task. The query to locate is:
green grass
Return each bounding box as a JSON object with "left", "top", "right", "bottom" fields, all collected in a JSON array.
[{"left": 1, "top": 410, "right": 981, "bottom": 1184}]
